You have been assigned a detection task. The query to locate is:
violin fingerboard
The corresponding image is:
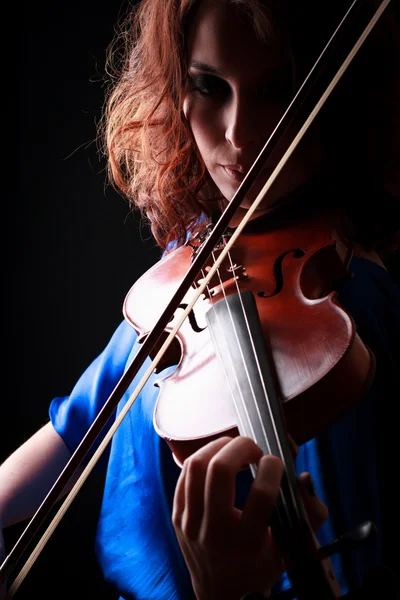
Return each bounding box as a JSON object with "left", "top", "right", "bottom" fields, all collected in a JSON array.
[{"left": 205, "top": 290, "right": 342, "bottom": 599}]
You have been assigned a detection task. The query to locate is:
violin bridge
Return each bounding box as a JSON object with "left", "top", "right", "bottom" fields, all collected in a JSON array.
[
  {"left": 188, "top": 227, "right": 248, "bottom": 298},
  {"left": 194, "top": 246, "right": 248, "bottom": 299}
]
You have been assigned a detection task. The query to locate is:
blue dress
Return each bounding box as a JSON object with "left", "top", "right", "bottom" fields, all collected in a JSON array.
[{"left": 49, "top": 256, "right": 400, "bottom": 599}]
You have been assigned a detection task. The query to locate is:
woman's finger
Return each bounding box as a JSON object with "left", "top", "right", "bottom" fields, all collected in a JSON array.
[
  {"left": 203, "top": 436, "right": 264, "bottom": 530},
  {"left": 241, "top": 455, "right": 284, "bottom": 532},
  {"left": 298, "top": 472, "right": 328, "bottom": 532},
  {"left": 173, "top": 436, "right": 233, "bottom": 538}
]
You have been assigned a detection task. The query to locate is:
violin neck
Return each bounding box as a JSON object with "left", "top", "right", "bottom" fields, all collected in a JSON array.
[{"left": 205, "top": 290, "right": 342, "bottom": 599}]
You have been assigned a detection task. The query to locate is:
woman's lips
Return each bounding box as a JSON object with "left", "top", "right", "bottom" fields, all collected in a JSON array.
[
  {"left": 222, "top": 165, "right": 247, "bottom": 182},
  {"left": 222, "top": 165, "right": 273, "bottom": 183}
]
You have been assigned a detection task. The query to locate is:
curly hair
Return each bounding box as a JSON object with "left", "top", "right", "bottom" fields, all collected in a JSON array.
[
  {"left": 100, "top": 0, "right": 399, "bottom": 253},
  {"left": 100, "top": 0, "right": 205, "bottom": 249}
]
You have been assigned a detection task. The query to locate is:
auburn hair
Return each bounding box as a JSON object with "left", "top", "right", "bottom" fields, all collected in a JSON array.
[{"left": 100, "top": 0, "right": 399, "bottom": 255}]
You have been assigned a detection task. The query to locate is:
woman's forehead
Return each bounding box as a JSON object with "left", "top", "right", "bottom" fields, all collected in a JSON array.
[
  {"left": 186, "top": 0, "right": 272, "bottom": 41},
  {"left": 185, "top": 0, "right": 288, "bottom": 76}
]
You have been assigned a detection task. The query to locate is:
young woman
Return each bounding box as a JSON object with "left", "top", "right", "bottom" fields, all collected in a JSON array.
[{"left": 1, "top": 0, "right": 399, "bottom": 599}]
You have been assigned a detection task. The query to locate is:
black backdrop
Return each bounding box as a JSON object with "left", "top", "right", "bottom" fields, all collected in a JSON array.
[
  {"left": 5, "top": 0, "right": 159, "bottom": 597},
  {"left": 7, "top": 3, "right": 400, "bottom": 599}
]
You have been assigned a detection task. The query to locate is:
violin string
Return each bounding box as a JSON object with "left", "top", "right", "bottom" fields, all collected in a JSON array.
[
  {"left": 200, "top": 252, "right": 261, "bottom": 453},
  {"left": 196, "top": 236, "right": 298, "bottom": 536},
  {"left": 207, "top": 245, "right": 274, "bottom": 457},
  {"left": 5, "top": 3, "right": 390, "bottom": 592},
  {"left": 209, "top": 242, "right": 301, "bottom": 531}
]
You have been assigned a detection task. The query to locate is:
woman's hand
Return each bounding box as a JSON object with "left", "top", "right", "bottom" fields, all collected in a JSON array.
[{"left": 172, "top": 436, "right": 327, "bottom": 600}]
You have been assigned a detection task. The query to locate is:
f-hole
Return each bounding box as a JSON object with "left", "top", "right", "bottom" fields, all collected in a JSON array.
[
  {"left": 258, "top": 249, "right": 305, "bottom": 298},
  {"left": 137, "top": 331, "right": 182, "bottom": 373},
  {"left": 169, "top": 303, "right": 206, "bottom": 333}
]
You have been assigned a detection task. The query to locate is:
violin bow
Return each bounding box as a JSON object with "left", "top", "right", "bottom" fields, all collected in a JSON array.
[{"left": 1, "top": 0, "right": 391, "bottom": 595}]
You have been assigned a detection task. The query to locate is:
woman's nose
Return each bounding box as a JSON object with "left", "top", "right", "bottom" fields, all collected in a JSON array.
[{"left": 224, "top": 96, "right": 260, "bottom": 149}]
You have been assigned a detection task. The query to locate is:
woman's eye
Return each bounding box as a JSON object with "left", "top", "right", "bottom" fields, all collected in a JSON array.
[{"left": 188, "top": 74, "right": 229, "bottom": 98}]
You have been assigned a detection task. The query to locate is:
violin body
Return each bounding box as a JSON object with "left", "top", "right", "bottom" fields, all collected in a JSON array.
[{"left": 124, "top": 208, "right": 375, "bottom": 465}]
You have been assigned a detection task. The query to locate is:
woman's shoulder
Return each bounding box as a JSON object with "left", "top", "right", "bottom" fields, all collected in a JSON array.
[
  {"left": 337, "top": 253, "right": 399, "bottom": 358},
  {"left": 344, "top": 252, "right": 399, "bottom": 301}
]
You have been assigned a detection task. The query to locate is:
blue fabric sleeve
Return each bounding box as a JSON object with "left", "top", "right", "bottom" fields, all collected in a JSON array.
[{"left": 49, "top": 320, "right": 138, "bottom": 461}]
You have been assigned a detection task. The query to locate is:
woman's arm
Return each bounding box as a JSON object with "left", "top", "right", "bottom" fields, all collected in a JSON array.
[{"left": 0, "top": 422, "right": 78, "bottom": 529}]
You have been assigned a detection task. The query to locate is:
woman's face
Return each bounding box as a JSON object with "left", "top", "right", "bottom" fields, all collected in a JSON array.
[{"left": 183, "top": 0, "right": 324, "bottom": 220}]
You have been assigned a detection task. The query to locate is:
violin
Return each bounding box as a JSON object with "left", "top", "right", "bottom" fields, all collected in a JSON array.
[
  {"left": 0, "top": 0, "right": 391, "bottom": 597},
  {"left": 125, "top": 203, "right": 375, "bottom": 465}
]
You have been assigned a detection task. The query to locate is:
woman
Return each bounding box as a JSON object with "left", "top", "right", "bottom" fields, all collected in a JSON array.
[{"left": 1, "top": 0, "right": 399, "bottom": 598}]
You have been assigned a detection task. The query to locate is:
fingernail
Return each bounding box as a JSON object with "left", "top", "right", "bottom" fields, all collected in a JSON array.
[{"left": 306, "top": 474, "right": 316, "bottom": 496}]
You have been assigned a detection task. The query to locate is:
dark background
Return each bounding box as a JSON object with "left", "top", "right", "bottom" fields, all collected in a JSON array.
[
  {"left": 4, "top": 2, "right": 399, "bottom": 599},
  {"left": 4, "top": 0, "right": 159, "bottom": 597}
]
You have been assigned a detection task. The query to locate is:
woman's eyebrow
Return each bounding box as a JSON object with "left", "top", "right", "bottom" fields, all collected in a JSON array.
[
  {"left": 189, "top": 59, "right": 292, "bottom": 81},
  {"left": 189, "top": 61, "right": 223, "bottom": 75}
]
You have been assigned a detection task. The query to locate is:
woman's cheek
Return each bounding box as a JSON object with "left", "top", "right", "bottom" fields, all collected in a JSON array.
[{"left": 184, "top": 95, "right": 219, "bottom": 140}]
